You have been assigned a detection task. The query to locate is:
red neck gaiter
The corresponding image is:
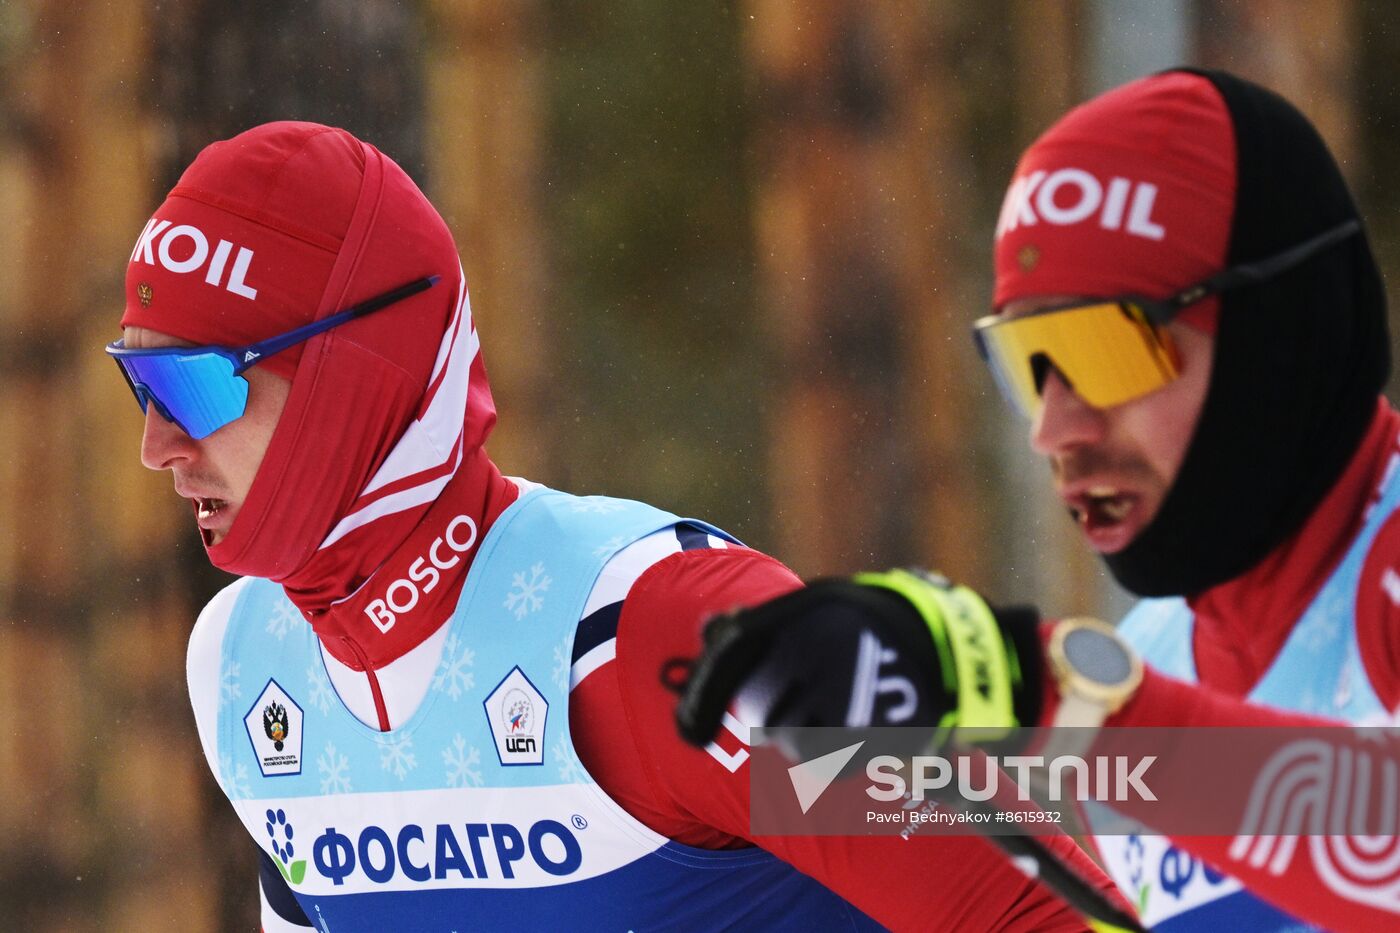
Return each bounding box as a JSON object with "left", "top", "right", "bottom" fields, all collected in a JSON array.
[
  {"left": 272, "top": 276, "right": 516, "bottom": 669},
  {"left": 121, "top": 122, "right": 514, "bottom": 669}
]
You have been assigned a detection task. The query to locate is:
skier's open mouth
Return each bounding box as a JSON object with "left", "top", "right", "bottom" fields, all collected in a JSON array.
[{"left": 1066, "top": 487, "right": 1141, "bottom": 553}]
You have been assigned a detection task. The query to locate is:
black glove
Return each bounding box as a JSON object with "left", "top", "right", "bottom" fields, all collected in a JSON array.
[
  {"left": 672, "top": 569, "right": 1043, "bottom": 748},
  {"left": 669, "top": 571, "right": 1151, "bottom": 933}
]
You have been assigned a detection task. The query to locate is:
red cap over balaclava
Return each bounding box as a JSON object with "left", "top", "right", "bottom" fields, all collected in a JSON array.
[
  {"left": 123, "top": 125, "right": 362, "bottom": 377},
  {"left": 993, "top": 71, "right": 1236, "bottom": 332},
  {"left": 122, "top": 122, "right": 503, "bottom": 666}
]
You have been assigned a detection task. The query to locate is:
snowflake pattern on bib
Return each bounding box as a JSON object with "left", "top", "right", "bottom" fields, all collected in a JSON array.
[{"left": 212, "top": 488, "right": 882, "bottom": 932}]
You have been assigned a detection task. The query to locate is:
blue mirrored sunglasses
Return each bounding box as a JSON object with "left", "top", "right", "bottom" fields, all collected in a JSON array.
[{"left": 107, "top": 275, "right": 441, "bottom": 439}]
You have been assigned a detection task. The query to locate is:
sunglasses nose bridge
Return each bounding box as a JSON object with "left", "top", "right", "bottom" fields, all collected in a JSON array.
[
  {"left": 129, "top": 380, "right": 183, "bottom": 430},
  {"left": 131, "top": 382, "right": 152, "bottom": 414},
  {"left": 1028, "top": 351, "right": 1055, "bottom": 396}
]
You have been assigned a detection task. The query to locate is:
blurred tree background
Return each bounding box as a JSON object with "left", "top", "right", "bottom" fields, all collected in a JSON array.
[{"left": 1, "top": 0, "right": 1397, "bottom": 928}]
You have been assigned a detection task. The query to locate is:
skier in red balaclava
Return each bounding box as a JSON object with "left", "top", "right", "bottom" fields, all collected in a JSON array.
[{"left": 110, "top": 121, "right": 1114, "bottom": 931}]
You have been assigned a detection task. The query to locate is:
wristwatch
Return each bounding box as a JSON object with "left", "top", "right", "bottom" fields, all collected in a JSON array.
[{"left": 1046, "top": 617, "right": 1143, "bottom": 728}]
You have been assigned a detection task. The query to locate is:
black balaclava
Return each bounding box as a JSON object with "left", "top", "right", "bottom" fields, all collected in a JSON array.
[{"left": 1105, "top": 68, "right": 1390, "bottom": 596}]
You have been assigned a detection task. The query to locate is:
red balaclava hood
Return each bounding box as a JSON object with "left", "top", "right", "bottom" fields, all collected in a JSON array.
[
  {"left": 992, "top": 70, "right": 1236, "bottom": 333},
  {"left": 122, "top": 123, "right": 500, "bottom": 660}
]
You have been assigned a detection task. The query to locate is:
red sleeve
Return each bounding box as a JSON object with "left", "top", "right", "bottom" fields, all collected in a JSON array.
[
  {"left": 1112, "top": 663, "right": 1340, "bottom": 729},
  {"left": 1089, "top": 667, "right": 1400, "bottom": 931},
  {"left": 572, "top": 547, "right": 1118, "bottom": 933}
]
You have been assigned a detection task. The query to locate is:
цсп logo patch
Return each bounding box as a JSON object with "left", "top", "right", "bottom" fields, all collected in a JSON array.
[{"left": 485, "top": 666, "right": 547, "bottom": 766}]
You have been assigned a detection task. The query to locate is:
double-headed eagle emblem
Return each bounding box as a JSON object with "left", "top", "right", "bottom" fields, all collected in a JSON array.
[{"left": 263, "top": 702, "right": 290, "bottom": 752}]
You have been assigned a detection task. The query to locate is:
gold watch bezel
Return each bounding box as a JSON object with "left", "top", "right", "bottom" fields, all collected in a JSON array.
[{"left": 1047, "top": 616, "right": 1144, "bottom": 714}]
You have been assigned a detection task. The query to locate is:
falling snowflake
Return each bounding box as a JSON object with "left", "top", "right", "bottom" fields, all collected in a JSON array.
[
  {"left": 443, "top": 734, "right": 484, "bottom": 788},
  {"left": 433, "top": 633, "right": 475, "bottom": 700},
  {"left": 552, "top": 637, "right": 571, "bottom": 693},
  {"left": 592, "top": 535, "right": 629, "bottom": 559},
  {"left": 569, "top": 497, "right": 625, "bottom": 515},
  {"left": 220, "top": 662, "right": 242, "bottom": 702},
  {"left": 266, "top": 602, "right": 299, "bottom": 641},
  {"left": 504, "top": 563, "right": 552, "bottom": 619},
  {"left": 554, "top": 733, "right": 587, "bottom": 783},
  {"left": 306, "top": 664, "right": 334, "bottom": 716},
  {"left": 220, "top": 755, "right": 252, "bottom": 799},
  {"left": 318, "top": 742, "right": 353, "bottom": 795},
  {"left": 379, "top": 734, "right": 418, "bottom": 780}
]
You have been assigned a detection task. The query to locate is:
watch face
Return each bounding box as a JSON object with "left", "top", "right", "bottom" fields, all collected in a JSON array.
[{"left": 1063, "top": 627, "right": 1133, "bottom": 687}]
